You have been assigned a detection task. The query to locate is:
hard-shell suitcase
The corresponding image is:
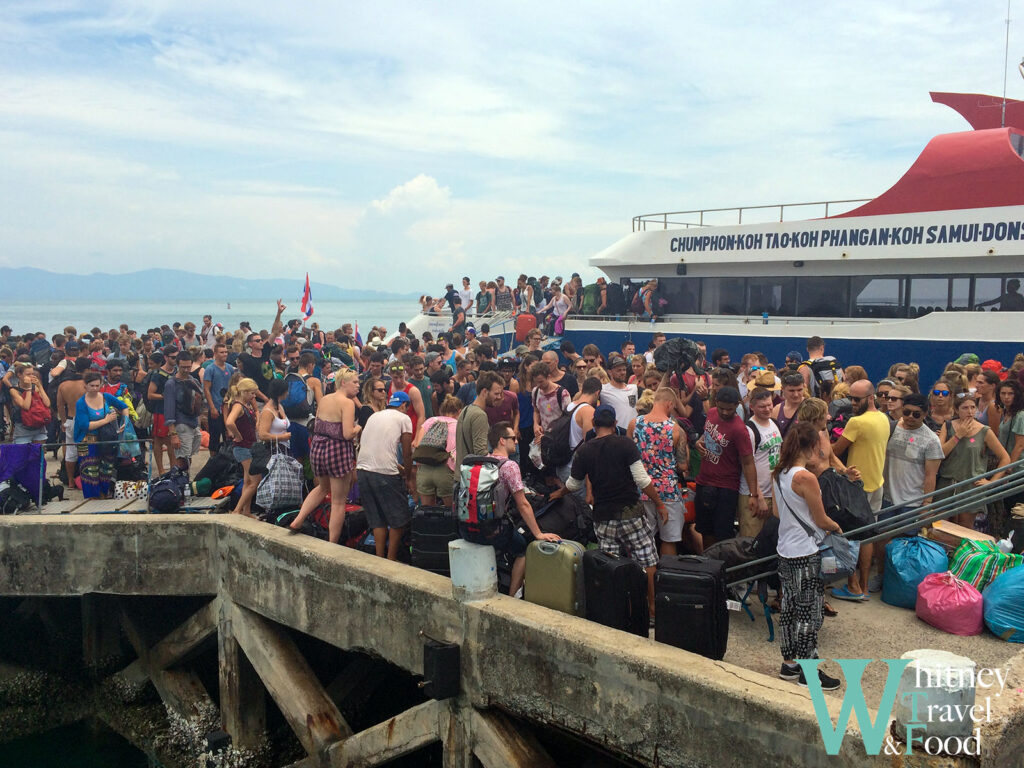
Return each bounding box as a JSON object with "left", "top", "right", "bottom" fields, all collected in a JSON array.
[
  {"left": 583, "top": 550, "right": 649, "bottom": 636},
  {"left": 524, "top": 539, "right": 585, "bottom": 616},
  {"left": 515, "top": 313, "right": 537, "bottom": 343},
  {"left": 411, "top": 505, "right": 459, "bottom": 575},
  {"left": 654, "top": 554, "right": 729, "bottom": 660}
]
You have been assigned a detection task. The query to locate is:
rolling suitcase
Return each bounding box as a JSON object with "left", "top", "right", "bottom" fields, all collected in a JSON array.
[
  {"left": 411, "top": 505, "right": 459, "bottom": 576},
  {"left": 583, "top": 550, "right": 649, "bottom": 636},
  {"left": 524, "top": 539, "right": 585, "bottom": 616},
  {"left": 515, "top": 313, "right": 537, "bottom": 342},
  {"left": 654, "top": 554, "right": 729, "bottom": 660}
]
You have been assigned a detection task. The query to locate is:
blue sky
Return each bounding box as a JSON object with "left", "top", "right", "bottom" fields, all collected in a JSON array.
[{"left": 0, "top": 1, "right": 1017, "bottom": 292}]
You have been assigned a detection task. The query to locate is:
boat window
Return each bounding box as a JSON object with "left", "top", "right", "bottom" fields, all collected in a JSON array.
[
  {"left": 973, "top": 275, "right": 1024, "bottom": 311},
  {"left": 908, "top": 277, "right": 970, "bottom": 315},
  {"left": 852, "top": 277, "right": 905, "bottom": 318},
  {"left": 1012, "top": 131, "right": 1024, "bottom": 159},
  {"left": 795, "top": 277, "right": 849, "bottom": 317},
  {"left": 700, "top": 277, "right": 746, "bottom": 315},
  {"left": 654, "top": 277, "right": 700, "bottom": 314},
  {"left": 748, "top": 277, "right": 796, "bottom": 316}
]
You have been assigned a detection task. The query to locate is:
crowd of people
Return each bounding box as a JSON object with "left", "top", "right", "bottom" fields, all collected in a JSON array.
[{"left": 2, "top": 294, "right": 1024, "bottom": 690}]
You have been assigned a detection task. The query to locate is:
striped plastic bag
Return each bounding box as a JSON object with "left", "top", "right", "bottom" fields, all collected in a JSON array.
[{"left": 948, "top": 540, "right": 1023, "bottom": 591}]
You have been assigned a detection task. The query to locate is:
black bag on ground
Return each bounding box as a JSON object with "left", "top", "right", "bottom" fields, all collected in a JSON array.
[
  {"left": 654, "top": 554, "right": 729, "bottom": 660},
  {"left": 818, "top": 468, "right": 873, "bottom": 540},
  {"left": 518, "top": 493, "right": 594, "bottom": 544},
  {"left": 702, "top": 537, "right": 761, "bottom": 585},
  {"left": 411, "top": 505, "right": 459, "bottom": 576},
  {"left": 148, "top": 468, "right": 190, "bottom": 513},
  {"left": 273, "top": 509, "right": 329, "bottom": 541},
  {"left": 750, "top": 515, "right": 781, "bottom": 591},
  {"left": 583, "top": 549, "right": 649, "bottom": 636},
  {"left": 0, "top": 481, "right": 34, "bottom": 515},
  {"left": 194, "top": 451, "right": 241, "bottom": 490}
]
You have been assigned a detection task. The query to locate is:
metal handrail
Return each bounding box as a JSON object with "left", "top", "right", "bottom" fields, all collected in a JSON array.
[
  {"left": 725, "top": 457, "right": 1024, "bottom": 587},
  {"left": 632, "top": 198, "right": 873, "bottom": 231}
]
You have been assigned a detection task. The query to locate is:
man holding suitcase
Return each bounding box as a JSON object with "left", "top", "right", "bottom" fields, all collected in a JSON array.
[{"left": 558, "top": 404, "right": 666, "bottom": 618}]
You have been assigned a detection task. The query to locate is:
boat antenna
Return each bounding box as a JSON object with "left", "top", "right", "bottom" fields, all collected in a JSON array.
[{"left": 1003, "top": 0, "right": 1012, "bottom": 127}]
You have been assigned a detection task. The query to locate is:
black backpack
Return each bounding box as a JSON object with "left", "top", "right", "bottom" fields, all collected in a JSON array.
[
  {"left": 0, "top": 481, "right": 33, "bottom": 515},
  {"left": 605, "top": 282, "right": 626, "bottom": 314},
  {"left": 148, "top": 468, "right": 190, "bottom": 513},
  {"left": 538, "top": 396, "right": 574, "bottom": 468},
  {"left": 817, "top": 468, "right": 874, "bottom": 540},
  {"left": 175, "top": 377, "right": 203, "bottom": 417}
]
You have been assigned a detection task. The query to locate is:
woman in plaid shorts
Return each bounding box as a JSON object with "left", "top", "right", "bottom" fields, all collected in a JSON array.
[{"left": 290, "top": 370, "right": 362, "bottom": 543}]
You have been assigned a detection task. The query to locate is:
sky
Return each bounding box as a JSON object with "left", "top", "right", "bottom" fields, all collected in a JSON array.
[{"left": 0, "top": 1, "right": 1019, "bottom": 293}]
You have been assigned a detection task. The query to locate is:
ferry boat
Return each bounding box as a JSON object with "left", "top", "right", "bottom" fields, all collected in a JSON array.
[{"left": 406, "top": 92, "right": 1024, "bottom": 381}]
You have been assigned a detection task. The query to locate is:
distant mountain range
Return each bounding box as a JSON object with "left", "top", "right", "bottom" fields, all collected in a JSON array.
[{"left": 0, "top": 268, "right": 417, "bottom": 301}]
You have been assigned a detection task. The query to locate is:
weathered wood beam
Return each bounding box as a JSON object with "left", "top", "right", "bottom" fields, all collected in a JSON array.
[
  {"left": 147, "top": 597, "right": 219, "bottom": 671},
  {"left": 226, "top": 601, "right": 351, "bottom": 757},
  {"left": 327, "top": 699, "right": 445, "bottom": 768},
  {"left": 119, "top": 608, "right": 215, "bottom": 720},
  {"left": 218, "top": 605, "right": 266, "bottom": 750},
  {"left": 471, "top": 709, "right": 556, "bottom": 768},
  {"left": 442, "top": 700, "right": 473, "bottom": 768},
  {"left": 324, "top": 656, "right": 383, "bottom": 709},
  {"left": 82, "top": 594, "right": 121, "bottom": 674}
]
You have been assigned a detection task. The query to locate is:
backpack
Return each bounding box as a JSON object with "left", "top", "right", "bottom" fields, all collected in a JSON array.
[
  {"left": 146, "top": 368, "right": 170, "bottom": 409},
  {"left": 800, "top": 356, "right": 843, "bottom": 396},
  {"left": 174, "top": 377, "right": 203, "bottom": 418},
  {"left": 652, "top": 337, "right": 703, "bottom": 375},
  {"left": 0, "top": 481, "right": 34, "bottom": 515},
  {"left": 19, "top": 389, "right": 51, "bottom": 429},
  {"left": 30, "top": 338, "right": 52, "bottom": 367},
  {"left": 456, "top": 456, "right": 513, "bottom": 529},
  {"left": 539, "top": 401, "right": 575, "bottom": 468},
  {"left": 412, "top": 419, "right": 452, "bottom": 466},
  {"left": 605, "top": 282, "right": 626, "bottom": 314},
  {"left": 580, "top": 283, "right": 600, "bottom": 315},
  {"left": 281, "top": 372, "right": 314, "bottom": 420},
  {"left": 148, "top": 468, "right": 190, "bottom": 513},
  {"left": 630, "top": 286, "right": 645, "bottom": 314}
]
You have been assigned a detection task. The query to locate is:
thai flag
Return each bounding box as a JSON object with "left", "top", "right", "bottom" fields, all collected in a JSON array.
[{"left": 300, "top": 273, "right": 314, "bottom": 322}]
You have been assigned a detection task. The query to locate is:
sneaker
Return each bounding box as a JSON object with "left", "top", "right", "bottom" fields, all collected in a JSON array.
[
  {"left": 798, "top": 668, "right": 841, "bottom": 691},
  {"left": 867, "top": 573, "right": 883, "bottom": 593},
  {"left": 779, "top": 662, "right": 801, "bottom": 681}
]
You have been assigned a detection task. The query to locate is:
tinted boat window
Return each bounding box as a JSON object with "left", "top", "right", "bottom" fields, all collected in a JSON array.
[
  {"left": 748, "top": 277, "right": 796, "bottom": 316},
  {"left": 656, "top": 277, "right": 700, "bottom": 314},
  {"left": 796, "top": 277, "right": 849, "bottom": 317},
  {"left": 909, "top": 277, "right": 969, "bottom": 314},
  {"left": 974, "top": 275, "right": 1024, "bottom": 311},
  {"left": 700, "top": 277, "right": 746, "bottom": 315},
  {"left": 852, "top": 277, "right": 905, "bottom": 318}
]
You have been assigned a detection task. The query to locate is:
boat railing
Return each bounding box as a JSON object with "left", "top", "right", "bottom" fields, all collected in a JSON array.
[
  {"left": 566, "top": 313, "right": 885, "bottom": 326},
  {"left": 632, "top": 198, "right": 873, "bottom": 231}
]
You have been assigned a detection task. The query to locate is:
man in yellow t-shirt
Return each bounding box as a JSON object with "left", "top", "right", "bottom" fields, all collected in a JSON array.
[{"left": 830, "top": 380, "right": 891, "bottom": 600}]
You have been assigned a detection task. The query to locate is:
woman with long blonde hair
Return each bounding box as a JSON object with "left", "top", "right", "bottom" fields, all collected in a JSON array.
[{"left": 224, "top": 378, "right": 261, "bottom": 516}]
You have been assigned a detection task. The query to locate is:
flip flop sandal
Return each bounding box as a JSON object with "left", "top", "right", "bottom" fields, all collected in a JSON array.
[
  {"left": 830, "top": 585, "right": 866, "bottom": 602},
  {"left": 823, "top": 602, "right": 839, "bottom": 617}
]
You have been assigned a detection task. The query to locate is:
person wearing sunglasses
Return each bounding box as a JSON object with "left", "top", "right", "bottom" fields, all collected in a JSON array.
[
  {"left": 871, "top": 393, "right": 946, "bottom": 592},
  {"left": 937, "top": 392, "right": 1011, "bottom": 529},
  {"left": 925, "top": 381, "right": 956, "bottom": 432},
  {"left": 883, "top": 384, "right": 910, "bottom": 422}
]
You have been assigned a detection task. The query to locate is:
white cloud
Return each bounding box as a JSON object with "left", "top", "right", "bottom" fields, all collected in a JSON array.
[{"left": 370, "top": 175, "right": 451, "bottom": 215}]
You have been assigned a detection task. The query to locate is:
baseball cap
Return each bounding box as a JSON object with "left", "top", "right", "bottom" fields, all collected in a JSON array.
[
  {"left": 785, "top": 350, "right": 803, "bottom": 363},
  {"left": 607, "top": 354, "right": 627, "bottom": 369},
  {"left": 65, "top": 341, "right": 81, "bottom": 352},
  {"left": 388, "top": 391, "right": 410, "bottom": 407},
  {"left": 514, "top": 344, "right": 529, "bottom": 357},
  {"left": 593, "top": 404, "right": 617, "bottom": 428},
  {"left": 424, "top": 351, "right": 441, "bottom": 364},
  {"left": 497, "top": 356, "right": 518, "bottom": 368},
  {"left": 465, "top": 326, "right": 476, "bottom": 336},
  {"left": 955, "top": 353, "right": 980, "bottom": 366},
  {"left": 981, "top": 359, "right": 1007, "bottom": 380}
]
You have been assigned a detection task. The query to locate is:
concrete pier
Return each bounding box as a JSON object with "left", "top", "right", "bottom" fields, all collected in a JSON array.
[{"left": 2, "top": 514, "right": 1022, "bottom": 767}]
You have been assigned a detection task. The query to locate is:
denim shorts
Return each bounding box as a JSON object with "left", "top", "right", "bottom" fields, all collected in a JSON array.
[{"left": 233, "top": 446, "right": 253, "bottom": 463}]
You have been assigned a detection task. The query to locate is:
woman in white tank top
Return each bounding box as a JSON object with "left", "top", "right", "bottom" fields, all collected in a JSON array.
[
  {"left": 771, "top": 421, "right": 842, "bottom": 690},
  {"left": 257, "top": 379, "right": 293, "bottom": 453}
]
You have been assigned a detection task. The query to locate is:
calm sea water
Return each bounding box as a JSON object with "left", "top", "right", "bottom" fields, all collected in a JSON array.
[
  {"left": 2, "top": 299, "right": 420, "bottom": 338},
  {"left": 2, "top": 721, "right": 149, "bottom": 768}
]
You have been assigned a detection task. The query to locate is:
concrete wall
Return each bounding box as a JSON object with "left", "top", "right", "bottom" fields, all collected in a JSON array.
[{"left": 3, "top": 515, "right": 1019, "bottom": 768}]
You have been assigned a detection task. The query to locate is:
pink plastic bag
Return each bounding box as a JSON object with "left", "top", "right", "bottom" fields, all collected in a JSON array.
[{"left": 915, "top": 571, "right": 983, "bottom": 636}]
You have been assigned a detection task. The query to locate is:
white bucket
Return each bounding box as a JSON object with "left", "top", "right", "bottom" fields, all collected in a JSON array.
[
  {"left": 448, "top": 539, "right": 498, "bottom": 602},
  {"left": 893, "top": 649, "right": 976, "bottom": 740}
]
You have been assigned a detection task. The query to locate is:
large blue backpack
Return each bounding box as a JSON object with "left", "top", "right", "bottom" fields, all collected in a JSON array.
[{"left": 281, "top": 372, "right": 314, "bottom": 420}]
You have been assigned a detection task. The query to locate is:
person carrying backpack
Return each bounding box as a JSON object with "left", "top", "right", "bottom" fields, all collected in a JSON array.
[
  {"left": 412, "top": 395, "right": 462, "bottom": 507},
  {"left": 280, "top": 351, "right": 322, "bottom": 459},
  {"left": 457, "top": 421, "right": 560, "bottom": 597},
  {"left": 799, "top": 336, "right": 844, "bottom": 399},
  {"left": 9, "top": 363, "right": 51, "bottom": 444},
  {"left": 164, "top": 350, "right": 204, "bottom": 471}
]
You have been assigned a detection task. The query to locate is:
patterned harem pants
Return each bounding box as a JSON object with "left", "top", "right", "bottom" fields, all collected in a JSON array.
[{"left": 778, "top": 552, "right": 824, "bottom": 661}]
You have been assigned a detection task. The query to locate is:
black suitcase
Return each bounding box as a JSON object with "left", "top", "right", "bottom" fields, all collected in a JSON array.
[
  {"left": 411, "top": 505, "right": 459, "bottom": 575},
  {"left": 583, "top": 550, "right": 649, "bottom": 636},
  {"left": 654, "top": 554, "right": 729, "bottom": 660}
]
